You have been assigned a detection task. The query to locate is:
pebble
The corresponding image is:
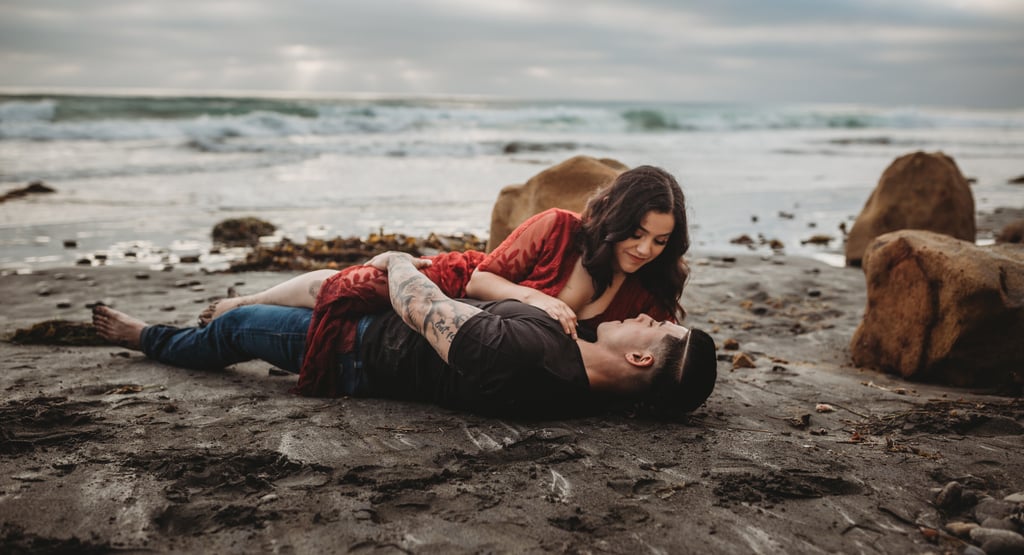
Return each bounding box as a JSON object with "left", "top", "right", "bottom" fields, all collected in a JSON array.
[
  {"left": 981, "top": 516, "right": 1021, "bottom": 532},
  {"left": 258, "top": 493, "right": 278, "bottom": 504},
  {"left": 945, "top": 521, "right": 978, "bottom": 537},
  {"left": 969, "top": 527, "right": 1024, "bottom": 554},
  {"left": 56, "top": 300, "right": 72, "bottom": 309},
  {"left": 722, "top": 338, "right": 740, "bottom": 350},
  {"left": 159, "top": 305, "right": 176, "bottom": 312},
  {"left": 731, "top": 352, "right": 756, "bottom": 369},
  {"left": 961, "top": 546, "right": 986, "bottom": 555},
  {"left": 1005, "top": 492, "right": 1024, "bottom": 503},
  {"left": 63, "top": 239, "right": 77, "bottom": 248},
  {"left": 976, "top": 498, "right": 1017, "bottom": 522},
  {"left": 936, "top": 481, "right": 964, "bottom": 510}
]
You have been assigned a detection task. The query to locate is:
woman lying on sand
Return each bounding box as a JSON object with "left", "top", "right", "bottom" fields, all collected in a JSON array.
[{"left": 199, "top": 165, "right": 692, "bottom": 397}]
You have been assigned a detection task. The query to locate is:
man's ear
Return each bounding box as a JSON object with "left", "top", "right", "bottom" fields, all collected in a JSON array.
[{"left": 625, "top": 351, "right": 654, "bottom": 368}]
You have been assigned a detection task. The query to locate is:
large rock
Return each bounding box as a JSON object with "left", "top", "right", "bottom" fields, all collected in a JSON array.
[
  {"left": 486, "top": 156, "right": 627, "bottom": 251},
  {"left": 850, "top": 230, "right": 1024, "bottom": 387},
  {"left": 845, "top": 151, "right": 976, "bottom": 266}
]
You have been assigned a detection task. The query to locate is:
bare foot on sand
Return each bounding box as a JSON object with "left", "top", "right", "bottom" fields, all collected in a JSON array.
[
  {"left": 92, "top": 305, "right": 147, "bottom": 350},
  {"left": 198, "top": 286, "right": 248, "bottom": 326}
]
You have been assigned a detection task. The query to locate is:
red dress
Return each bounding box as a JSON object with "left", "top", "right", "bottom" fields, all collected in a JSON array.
[{"left": 293, "top": 208, "right": 673, "bottom": 397}]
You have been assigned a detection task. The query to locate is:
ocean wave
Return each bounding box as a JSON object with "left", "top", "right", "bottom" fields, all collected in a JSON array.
[{"left": 3, "top": 94, "right": 1023, "bottom": 144}]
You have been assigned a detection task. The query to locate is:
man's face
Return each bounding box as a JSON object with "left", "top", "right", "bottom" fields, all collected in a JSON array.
[{"left": 595, "top": 313, "right": 689, "bottom": 353}]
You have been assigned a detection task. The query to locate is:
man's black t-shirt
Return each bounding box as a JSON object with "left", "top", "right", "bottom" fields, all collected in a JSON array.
[{"left": 358, "top": 299, "right": 593, "bottom": 416}]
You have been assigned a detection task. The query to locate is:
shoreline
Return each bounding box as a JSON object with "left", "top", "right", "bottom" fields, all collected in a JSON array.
[
  {"left": 2, "top": 203, "right": 1020, "bottom": 276},
  {"left": 1, "top": 252, "right": 1021, "bottom": 552}
]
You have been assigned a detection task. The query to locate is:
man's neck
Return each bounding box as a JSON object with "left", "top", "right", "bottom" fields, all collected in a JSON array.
[{"left": 576, "top": 340, "right": 619, "bottom": 392}]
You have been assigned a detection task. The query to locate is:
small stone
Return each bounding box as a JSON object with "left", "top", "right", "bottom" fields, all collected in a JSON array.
[
  {"left": 56, "top": 300, "right": 72, "bottom": 309},
  {"left": 961, "top": 545, "right": 986, "bottom": 555},
  {"left": 1004, "top": 492, "right": 1024, "bottom": 503},
  {"left": 722, "top": 338, "right": 740, "bottom": 350},
  {"left": 981, "top": 517, "right": 1020, "bottom": 532},
  {"left": 969, "top": 527, "right": 1024, "bottom": 554},
  {"left": 807, "top": 289, "right": 822, "bottom": 298},
  {"left": 258, "top": 493, "right": 279, "bottom": 504},
  {"left": 815, "top": 403, "right": 835, "bottom": 413},
  {"left": 36, "top": 285, "right": 52, "bottom": 296},
  {"left": 944, "top": 521, "right": 978, "bottom": 537},
  {"left": 159, "top": 305, "right": 176, "bottom": 312},
  {"left": 936, "top": 481, "right": 964, "bottom": 510},
  {"left": 63, "top": 240, "right": 78, "bottom": 248},
  {"left": 732, "top": 352, "right": 756, "bottom": 369},
  {"left": 190, "top": 285, "right": 205, "bottom": 292},
  {"left": 976, "top": 498, "right": 1017, "bottom": 522}
]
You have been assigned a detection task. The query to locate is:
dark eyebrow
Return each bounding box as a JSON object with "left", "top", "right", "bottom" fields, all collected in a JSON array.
[{"left": 637, "top": 224, "right": 671, "bottom": 238}]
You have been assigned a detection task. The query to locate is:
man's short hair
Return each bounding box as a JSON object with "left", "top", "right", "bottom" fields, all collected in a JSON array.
[{"left": 646, "top": 328, "right": 717, "bottom": 413}]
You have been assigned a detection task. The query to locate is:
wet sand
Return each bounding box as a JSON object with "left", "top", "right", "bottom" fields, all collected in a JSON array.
[{"left": 1, "top": 253, "right": 1022, "bottom": 553}]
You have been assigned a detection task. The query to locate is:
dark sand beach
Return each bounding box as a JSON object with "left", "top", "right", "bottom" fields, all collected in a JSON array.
[{"left": 2, "top": 234, "right": 1023, "bottom": 553}]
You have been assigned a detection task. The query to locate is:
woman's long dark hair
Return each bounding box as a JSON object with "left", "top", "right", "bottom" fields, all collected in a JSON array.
[{"left": 577, "top": 165, "right": 690, "bottom": 318}]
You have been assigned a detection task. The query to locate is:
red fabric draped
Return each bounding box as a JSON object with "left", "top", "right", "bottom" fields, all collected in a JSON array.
[{"left": 475, "top": 208, "right": 582, "bottom": 297}]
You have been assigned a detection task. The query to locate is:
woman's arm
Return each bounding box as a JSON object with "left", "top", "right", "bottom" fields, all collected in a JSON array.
[
  {"left": 466, "top": 270, "right": 578, "bottom": 339},
  {"left": 468, "top": 209, "right": 581, "bottom": 338}
]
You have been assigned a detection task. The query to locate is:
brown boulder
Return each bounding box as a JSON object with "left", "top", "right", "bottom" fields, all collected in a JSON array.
[
  {"left": 850, "top": 230, "right": 1024, "bottom": 388},
  {"left": 486, "top": 156, "right": 627, "bottom": 251},
  {"left": 996, "top": 219, "right": 1024, "bottom": 244},
  {"left": 845, "top": 151, "right": 976, "bottom": 266}
]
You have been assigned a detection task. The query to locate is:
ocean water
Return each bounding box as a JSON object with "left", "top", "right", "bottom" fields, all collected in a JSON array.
[{"left": 1, "top": 92, "right": 1022, "bottom": 272}]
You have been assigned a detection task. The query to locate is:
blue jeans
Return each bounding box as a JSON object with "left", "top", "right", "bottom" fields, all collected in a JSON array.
[{"left": 141, "top": 305, "right": 312, "bottom": 373}]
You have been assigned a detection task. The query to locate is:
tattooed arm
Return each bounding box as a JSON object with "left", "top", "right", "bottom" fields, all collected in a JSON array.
[{"left": 369, "top": 252, "right": 483, "bottom": 363}]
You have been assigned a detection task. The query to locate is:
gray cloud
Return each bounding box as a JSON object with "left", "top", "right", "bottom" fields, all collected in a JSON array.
[{"left": 1, "top": 0, "right": 1021, "bottom": 107}]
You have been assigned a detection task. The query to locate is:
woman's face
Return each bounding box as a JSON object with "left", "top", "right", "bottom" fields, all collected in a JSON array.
[{"left": 613, "top": 210, "right": 674, "bottom": 274}]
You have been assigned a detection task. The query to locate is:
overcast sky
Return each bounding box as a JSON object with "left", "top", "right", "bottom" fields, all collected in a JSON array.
[{"left": 1, "top": 0, "right": 1022, "bottom": 108}]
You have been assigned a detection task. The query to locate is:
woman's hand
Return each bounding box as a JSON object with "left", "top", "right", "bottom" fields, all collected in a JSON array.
[
  {"left": 525, "top": 292, "right": 579, "bottom": 339},
  {"left": 364, "top": 251, "right": 432, "bottom": 272}
]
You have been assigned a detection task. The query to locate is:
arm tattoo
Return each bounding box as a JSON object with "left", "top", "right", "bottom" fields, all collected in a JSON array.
[{"left": 387, "top": 256, "right": 481, "bottom": 363}]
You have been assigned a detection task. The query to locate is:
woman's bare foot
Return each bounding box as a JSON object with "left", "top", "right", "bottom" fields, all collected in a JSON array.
[
  {"left": 197, "top": 286, "right": 248, "bottom": 326},
  {"left": 92, "top": 305, "right": 147, "bottom": 350}
]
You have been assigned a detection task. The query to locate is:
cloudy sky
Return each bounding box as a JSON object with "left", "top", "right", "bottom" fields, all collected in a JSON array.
[{"left": 1, "top": 0, "right": 1022, "bottom": 108}]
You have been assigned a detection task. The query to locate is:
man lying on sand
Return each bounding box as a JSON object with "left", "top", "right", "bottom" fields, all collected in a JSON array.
[{"left": 93, "top": 251, "right": 716, "bottom": 417}]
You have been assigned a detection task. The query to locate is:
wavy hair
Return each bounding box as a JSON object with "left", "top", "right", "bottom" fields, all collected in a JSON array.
[{"left": 577, "top": 165, "right": 690, "bottom": 318}]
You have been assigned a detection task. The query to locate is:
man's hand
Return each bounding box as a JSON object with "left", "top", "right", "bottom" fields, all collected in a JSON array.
[
  {"left": 383, "top": 251, "right": 481, "bottom": 363},
  {"left": 364, "top": 251, "right": 432, "bottom": 272}
]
